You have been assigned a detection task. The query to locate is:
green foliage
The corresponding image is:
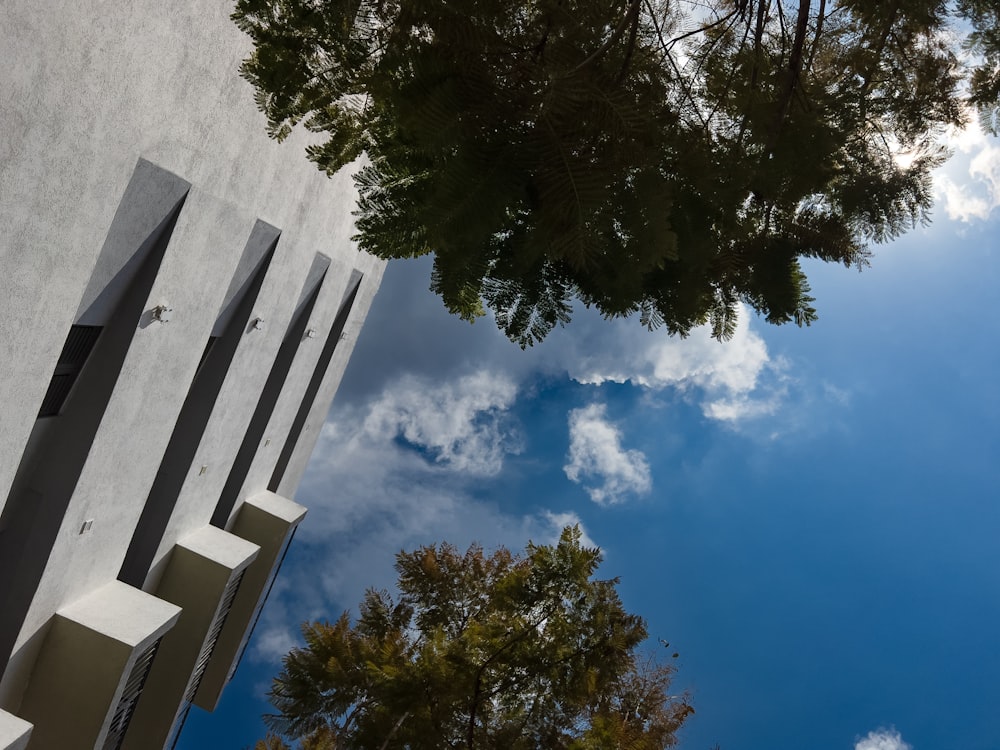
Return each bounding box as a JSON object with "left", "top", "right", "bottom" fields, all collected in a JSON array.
[
  {"left": 233, "top": 0, "right": 996, "bottom": 346},
  {"left": 958, "top": 0, "right": 1000, "bottom": 134},
  {"left": 255, "top": 527, "right": 692, "bottom": 750}
]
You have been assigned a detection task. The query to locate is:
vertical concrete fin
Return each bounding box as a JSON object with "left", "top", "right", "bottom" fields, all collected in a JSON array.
[
  {"left": 75, "top": 159, "right": 192, "bottom": 326},
  {"left": 211, "top": 220, "right": 281, "bottom": 337},
  {"left": 118, "top": 223, "right": 281, "bottom": 589},
  {"left": 209, "top": 254, "right": 331, "bottom": 529},
  {"left": 268, "top": 270, "right": 363, "bottom": 494},
  {"left": 0, "top": 161, "right": 189, "bottom": 681}
]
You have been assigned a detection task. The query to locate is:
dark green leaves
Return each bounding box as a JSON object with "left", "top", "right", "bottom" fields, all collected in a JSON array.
[{"left": 233, "top": 0, "right": 998, "bottom": 346}]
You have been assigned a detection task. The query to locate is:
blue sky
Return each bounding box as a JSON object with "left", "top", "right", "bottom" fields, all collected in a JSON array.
[{"left": 180, "top": 120, "right": 1000, "bottom": 750}]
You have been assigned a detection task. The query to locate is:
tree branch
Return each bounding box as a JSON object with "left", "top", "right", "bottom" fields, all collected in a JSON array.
[
  {"left": 465, "top": 601, "right": 561, "bottom": 749},
  {"left": 643, "top": 0, "right": 709, "bottom": 132},
  {"left": 377, "top": 710, "right": 410, "bottom": 750},
  {"left": 665, "top": 8, "right": 740, "bottom": 50},
  {"left": 858, "top": 1, "right": 901, "bottom": 97},
  {"left": 802, "top": 0, "right": 826, "bottom": 75},
  {"left": 764, "top": 0, "right": 811, "bottom": 155},
  {"left": 561, "top": 0, "right": 642, "bottom": 78},
  {"left": 738, "top": 0, "right": 770, "bottom": 145}
]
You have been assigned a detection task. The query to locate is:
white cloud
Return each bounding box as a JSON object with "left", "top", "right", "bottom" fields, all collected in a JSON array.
[
  {"left": 937, "top": 174, "right": 994, "bottom": 222},
  {"left": 357, "top": 370, "right": 521, "bottom": 476},
  {"left": 702, "top": 390, "right": 782, "bottom": 422},
  {"left": 855, "top": 728, "right": 912, "bottom": 750},
  {"left": 249, "top": 371, "right": 602, "bottom": 664},
  {"left": 342, "top": 257, "right": 793, "bottom": 427},
  {"left": 938, "top": 118, "right": 1000, "bottom": 222},
  {"left": 564, "top": 404, "right": 652, "bottom": 505},
  {"left": 252, "top": 622, "right": 300, "bottom": 663},
  {"left": 557, "top": 306, "right": 782, "bottom": 423}
]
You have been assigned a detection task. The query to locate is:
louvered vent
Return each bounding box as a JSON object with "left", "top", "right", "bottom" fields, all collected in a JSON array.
[
  {"left": 38, "top": 325, "right": 102, "bottom": 417},
  {"left": 167, "top": 569, "right": 245, "bottom": 749},
  {"left": 101, "top": 637, "right": 161, "bottom": 750}
]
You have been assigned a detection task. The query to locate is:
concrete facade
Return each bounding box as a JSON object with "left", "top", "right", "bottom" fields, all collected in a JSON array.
[{"left": 0, "top": 2, "right": 385, "bottom": 748}]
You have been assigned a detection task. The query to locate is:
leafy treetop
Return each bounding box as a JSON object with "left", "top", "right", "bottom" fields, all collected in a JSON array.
[
  {"left": 233, "top": 0, "right": 1000, "bottom": 346},
  {"left": 255, "top": 527, "right": 692, "bottom": 750}
]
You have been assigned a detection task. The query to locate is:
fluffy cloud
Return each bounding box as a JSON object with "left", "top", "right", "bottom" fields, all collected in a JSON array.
[
  {"left": 340, "top": 257, "right": 789, "bottom": 426},
  {"left": 855, "top": 728, "right": 912, "bottom": 750},
  {"left": 358, "top": 370, "right": 521, "bottom": 475},
  {"left": 297, "top": 370, "right": 523, "bottom": 542},
  {"left": 564, "top": 404, "right": 652, "bottom": 505},
  {"left": 937, "top": 118, "right": 1000, "bottom": 222},
  {"left": 250, "top": 371, "right": 597, "bottom": 664},
  {"left": 558, "top": 306, "right": 783, "bottom": 423}
]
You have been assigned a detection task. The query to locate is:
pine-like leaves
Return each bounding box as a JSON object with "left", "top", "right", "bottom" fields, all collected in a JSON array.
[{"left": 261, "top": 528, "right": 690, "bottom": 749}]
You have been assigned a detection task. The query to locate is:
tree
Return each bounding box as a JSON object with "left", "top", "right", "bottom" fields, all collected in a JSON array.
[
  {"left": 255, "top": 527, "right": 692, "bottom": 749},
  {"left": 231, "top": 1, "right": 995, "bottom": 346}
]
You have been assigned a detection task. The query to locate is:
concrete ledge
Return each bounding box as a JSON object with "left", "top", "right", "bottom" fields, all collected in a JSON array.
[
  {"left": 123, "top": 527, "right": 259, "bottom": 749},
  {"left": 194, "top": 491, "right": 305, "bottom": 710},
  {"left": 16, "top": 582, "right": 180, "bottom": 750},
  {"left": 0, "top": 711, "right": 31, "bottom": 750}
]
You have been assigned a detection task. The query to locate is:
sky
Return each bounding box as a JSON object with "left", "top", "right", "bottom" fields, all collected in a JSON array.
[{"left": 180, "top": 120, "right": 1000, "bottom": 750}]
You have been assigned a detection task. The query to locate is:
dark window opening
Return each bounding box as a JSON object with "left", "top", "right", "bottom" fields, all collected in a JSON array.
[{"left": 38, "top": 325, "right": 103, "bottom": 417}]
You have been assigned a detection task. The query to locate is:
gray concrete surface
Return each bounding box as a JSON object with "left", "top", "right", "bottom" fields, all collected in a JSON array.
[{"left": 0, "top": 0, "right": 385, "bottom": 739}]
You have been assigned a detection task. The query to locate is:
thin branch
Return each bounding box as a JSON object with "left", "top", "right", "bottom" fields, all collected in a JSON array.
[
  {"left": 738, "top": 0, "right": 770, "bottom": 145},
  {"left": 377, "top": 711, "right": 410, "bottom": 750},
  {"left": 561, "top": 0, "right": 642, "bottom": 78},
  {"left": 665, "top": 8, "right": 740, "bottom": 50},
  {"left": 802, "top": 0, "right": 826, "bottom": 75},
  {"left": 616, "top": 3, "right": 642, "bottom": 83},
  {"left": 858, "top": 1, "right": 901, "bottom": 97},
  {"left": 465, "top": 601, "right": 561, "bottom": 749},
  {"left": 688, "top": 8, "right": 744, "bottom": 84},
  {"left": 643, "top": 0, "right": 709, "bottom": 132},
  {"left": 705, "top": 7, "right": 756, "bottom": 126},
  {"left": 764, "top": 0, "right": 812, "bottom": 155}
]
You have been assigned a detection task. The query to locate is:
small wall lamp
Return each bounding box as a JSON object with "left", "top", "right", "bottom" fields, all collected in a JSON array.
[{"left": 151, "top": 305, "right": 173, "bottom": 323}]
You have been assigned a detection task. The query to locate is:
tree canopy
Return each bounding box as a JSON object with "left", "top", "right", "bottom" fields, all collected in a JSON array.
[
  {"left": 232, "top": 0, "right": 1000, "bottom": 346},
  {"left": 255, "top": 527, "right": 692, "bottom": 750}
]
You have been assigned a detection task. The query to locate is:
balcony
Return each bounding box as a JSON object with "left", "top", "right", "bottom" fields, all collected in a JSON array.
[
  {"left": 122, "top": 526, "right": 258, "bottom": 750},
  {"left": 15, "top": 581, "right": 180, "bottom": 750},
  {"left": 0, "top": 710, "right": 31, "bottom": 750},
  {"left": 193, "top": 491, "right": 306, "bottom": 711}
]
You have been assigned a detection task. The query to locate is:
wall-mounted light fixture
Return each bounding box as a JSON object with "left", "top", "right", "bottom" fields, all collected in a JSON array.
[
  {"left": 251, "top": 318, "right": 265, "bottom": 331},
  {"left": 151, "top": 305, "right": 173, "bottom": 323},
  {"left": 304, "top": 328, "right": 317, "bottom": 340}
]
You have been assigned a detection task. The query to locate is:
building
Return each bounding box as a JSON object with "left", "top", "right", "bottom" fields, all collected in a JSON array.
[{"left": 0, "top": 2, "right": 385, "bottom": 748}]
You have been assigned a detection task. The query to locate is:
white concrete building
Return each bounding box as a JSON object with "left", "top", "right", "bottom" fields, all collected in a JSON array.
[{"left": 0, "top": 2, "right": 385, "bottom": 748}]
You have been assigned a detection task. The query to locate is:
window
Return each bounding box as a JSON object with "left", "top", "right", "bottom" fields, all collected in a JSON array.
[{"left": 38, "top": 325, "right": 102, "bottom": 417}]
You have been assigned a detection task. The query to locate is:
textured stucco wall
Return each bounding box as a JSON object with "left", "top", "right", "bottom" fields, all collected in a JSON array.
[{"left": 0, "top": 0, "right": 384, "bottom": 716}]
